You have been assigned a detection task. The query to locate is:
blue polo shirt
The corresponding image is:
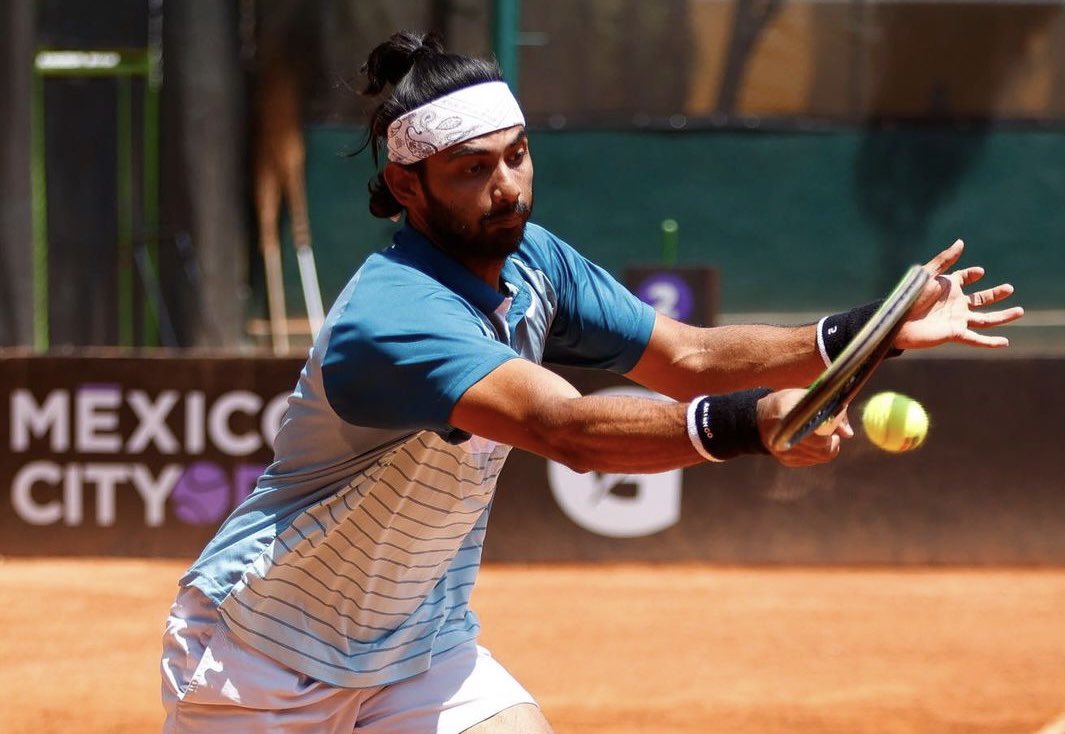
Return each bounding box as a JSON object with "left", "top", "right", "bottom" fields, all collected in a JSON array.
[{"left": 180, "top": 222, "right": 656, "bottom": 688}]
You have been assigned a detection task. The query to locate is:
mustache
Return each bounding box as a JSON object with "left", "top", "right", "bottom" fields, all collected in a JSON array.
[{"left": 482, "top": 201, "right": 531, "bottom": 223}]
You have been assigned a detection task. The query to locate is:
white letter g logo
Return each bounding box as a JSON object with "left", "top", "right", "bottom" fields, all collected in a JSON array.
[{"left": 547, "top": 387, "right": 682, "bottom": 538}]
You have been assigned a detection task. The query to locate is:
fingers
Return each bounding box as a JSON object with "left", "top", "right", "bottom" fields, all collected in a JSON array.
[
  {"left": 924, "top": 239, "right": 964, "bottom": 275},
  {"left": 949, "top": 261, "right": 1018, "bottom": 311},
  {"left": 777, "top": 406, "right": 860, "bottom": 465},
  {"left": 835, "top": 411, "right": 855, "bottom": 439},
  {"left": 960, "top": 305, "right": 1024, "bottom": 348},
  {"left": 968, "top": 305, "right": 1025, "bottom": 329},
  {"left": 776, "top": 427, "right": 853, "bottom": 466},
  {"left": 968, "top": 282, "right": 1014, "bottom": 308},
  {"left": 910, "top": 242, "right": 1024, "bottom": 352},
  {"left": 956, "top": 265, "right": 985, "bottom": 287},
  {"left": 957, "top": 330, "right": 1011, "bottom": 349},
  {"left": 776, "top": 433, "right": 841, "bottom": 467}
]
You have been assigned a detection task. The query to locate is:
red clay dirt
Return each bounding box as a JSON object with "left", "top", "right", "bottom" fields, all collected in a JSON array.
[{"left": 1, "top": 559, "right": 1063, "bottom": 734}]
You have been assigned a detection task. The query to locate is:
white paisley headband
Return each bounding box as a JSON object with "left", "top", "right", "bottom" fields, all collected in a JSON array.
[{"left": 386, "top": 81, "right": 526, "bottom": 165}]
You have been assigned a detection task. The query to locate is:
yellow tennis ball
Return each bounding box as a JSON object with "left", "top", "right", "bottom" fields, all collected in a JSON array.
[{"left": 861, "top": 392, "right": 929, "bottom": 453}]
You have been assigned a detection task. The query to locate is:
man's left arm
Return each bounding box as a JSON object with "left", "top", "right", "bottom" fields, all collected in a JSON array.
[
  {"left": 625, "top": 317, "right": 823, "bottom": 401},
  {"left": 626, "top": 239, "right": 1024, "bottom": 401}
]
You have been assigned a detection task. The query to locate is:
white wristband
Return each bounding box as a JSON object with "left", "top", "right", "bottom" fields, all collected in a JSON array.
[
  {"left": 686, "top": 395, "right": 723, "bottom": 463},
  {"left": 815, "top": 315, "right": 833, "bottom": 368}
]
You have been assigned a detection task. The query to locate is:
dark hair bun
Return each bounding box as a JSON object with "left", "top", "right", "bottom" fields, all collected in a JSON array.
[{"left": 361, "top": 31, "right": 444, "bottom": 96}]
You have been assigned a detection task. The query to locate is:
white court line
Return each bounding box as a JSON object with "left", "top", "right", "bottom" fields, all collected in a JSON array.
[{"left": 1034, "top": 710, "right": 1065, "bottom": 734}]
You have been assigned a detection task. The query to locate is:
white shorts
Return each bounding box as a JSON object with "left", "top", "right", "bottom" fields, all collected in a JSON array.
[{"left": 161, "top": 586, "right": 537, "bottom": 733}]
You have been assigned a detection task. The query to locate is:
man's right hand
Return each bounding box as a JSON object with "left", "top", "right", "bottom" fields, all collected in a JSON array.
[{"left": 757, "top": 389, "right": 854, "bottom": 467}]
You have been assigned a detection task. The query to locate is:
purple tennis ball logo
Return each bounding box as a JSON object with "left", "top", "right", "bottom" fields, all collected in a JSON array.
[{"left": 171, "top": 461, "right": 231, "bottom": 525}]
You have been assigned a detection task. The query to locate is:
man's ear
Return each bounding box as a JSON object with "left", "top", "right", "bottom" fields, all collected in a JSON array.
[{"left": 383, "top": 163, "right": 423, "bottom": 209}]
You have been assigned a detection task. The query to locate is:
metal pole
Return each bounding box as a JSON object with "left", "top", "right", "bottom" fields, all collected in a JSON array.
[
  {"left": 30, "top": 72, "right": 48, "bottom": 351},
  {"left": 142, "top": 0, "right": 164, "bottom": 345},
  {"left": 141, "top": 83, "right": 162, "bottom": 346},
  {"left": 660, "top": 218, "right": 678, "bottom": 265},
  {"left": 34, "top": 48, "right": 158, "bottom": 347},
  {"left": 117, "top": 75, "right": 134, "bottom": 346},
  {"left": 491, "top": 0, "right": 521, "bottom": 90}
]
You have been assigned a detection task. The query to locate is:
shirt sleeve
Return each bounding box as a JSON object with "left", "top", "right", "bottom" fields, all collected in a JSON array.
[
  {"left": 321, "top": 277, "right": 519, "bottom": 434},
  {"left": 524, "top": 225, "right": 656, "bottom": 372}
]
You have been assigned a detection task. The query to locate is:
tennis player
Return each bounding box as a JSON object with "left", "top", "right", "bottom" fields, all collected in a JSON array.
[{"left": 160, "top": 31, "right": 1023, "bottom": 733}]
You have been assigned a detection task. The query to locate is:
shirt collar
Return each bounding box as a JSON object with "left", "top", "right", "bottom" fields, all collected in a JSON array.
[{"left": 390, "top": 224, "right": 524, "bottom": 316}]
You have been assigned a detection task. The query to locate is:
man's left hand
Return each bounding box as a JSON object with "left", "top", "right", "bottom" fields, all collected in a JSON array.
[{"left": 894, "top": 239, "right": 1025, "bottom": 351}]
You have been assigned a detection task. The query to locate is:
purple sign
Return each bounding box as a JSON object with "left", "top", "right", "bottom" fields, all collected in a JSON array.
[
  {"left": 635, "top": 272, "right": 695, "bottom": 322},
  {"left": 171, "top": 461, "right": 231, "bottom": 525}
]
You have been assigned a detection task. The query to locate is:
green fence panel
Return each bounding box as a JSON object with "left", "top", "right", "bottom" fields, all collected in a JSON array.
[{"left": 279, "top": 127, "right": 1065, "bottom": 316}]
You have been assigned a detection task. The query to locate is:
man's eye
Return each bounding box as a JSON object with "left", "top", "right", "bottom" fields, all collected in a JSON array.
[
  {"left": 508, "top": 149, "right": 526, "bottom": 164},
  {"left": 465, "top": 163, "right": 485, "bottom": 175}
]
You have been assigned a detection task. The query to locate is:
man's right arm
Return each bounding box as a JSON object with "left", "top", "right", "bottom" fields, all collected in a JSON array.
[{"left": 448, "top": 358, "right": 846, "bottom": 473}]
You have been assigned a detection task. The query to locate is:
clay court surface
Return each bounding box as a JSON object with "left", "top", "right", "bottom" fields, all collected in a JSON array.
[{"left": 2, "top": 559, "right": 1064, "bottom": 734}]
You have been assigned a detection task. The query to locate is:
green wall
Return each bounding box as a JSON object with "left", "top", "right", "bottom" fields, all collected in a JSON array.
[{"left": 279, "top": 126, "right": 1065, "bottom": 315}]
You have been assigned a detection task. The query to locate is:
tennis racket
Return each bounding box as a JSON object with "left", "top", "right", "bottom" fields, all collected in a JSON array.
[{"left": 768, "top": 264, "right": 930, "bottom": 452}]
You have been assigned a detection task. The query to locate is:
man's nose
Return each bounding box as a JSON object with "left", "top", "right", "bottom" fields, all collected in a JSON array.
[{"left": 491, "top": 163, "right": 521, "bottom": 204}]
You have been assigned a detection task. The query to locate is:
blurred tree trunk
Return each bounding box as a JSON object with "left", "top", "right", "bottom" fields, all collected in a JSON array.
[
  {"left": 0, "top": 2, "right": 34, "bottom": 346},
  {"left": 164, "top": 0, "right": 249, "bottom": 347}
]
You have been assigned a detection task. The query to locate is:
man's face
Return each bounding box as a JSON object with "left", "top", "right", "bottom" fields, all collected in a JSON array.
[{"left": 410, "top": 125, "right": 534, "bottom": 260}]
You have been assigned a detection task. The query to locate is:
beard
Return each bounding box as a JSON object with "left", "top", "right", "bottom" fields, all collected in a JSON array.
[{"left": 419, "top": 183, "right": 533, "bottom": 261}]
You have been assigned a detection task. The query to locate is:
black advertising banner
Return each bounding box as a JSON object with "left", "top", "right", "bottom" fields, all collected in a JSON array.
[
  {"left": 0, "top": 354, "right": 304, "bottom": 556},
  {"left": 489, "top": 360, "right": 1065, "bottom": 565},
  {"left": 3, "top": 354, "right": 1064, "bottom": 563}
]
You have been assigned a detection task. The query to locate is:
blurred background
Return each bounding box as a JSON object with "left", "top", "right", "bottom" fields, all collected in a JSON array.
[
  {"left": 2, "top": 0, "right": 1064, "bottom": 353},
  {"left": 3, "top": 0, "right": 1064, "bottom": 564},
  {"left": 3, "top": 6, "right": 1065, "bottom": 731}
]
